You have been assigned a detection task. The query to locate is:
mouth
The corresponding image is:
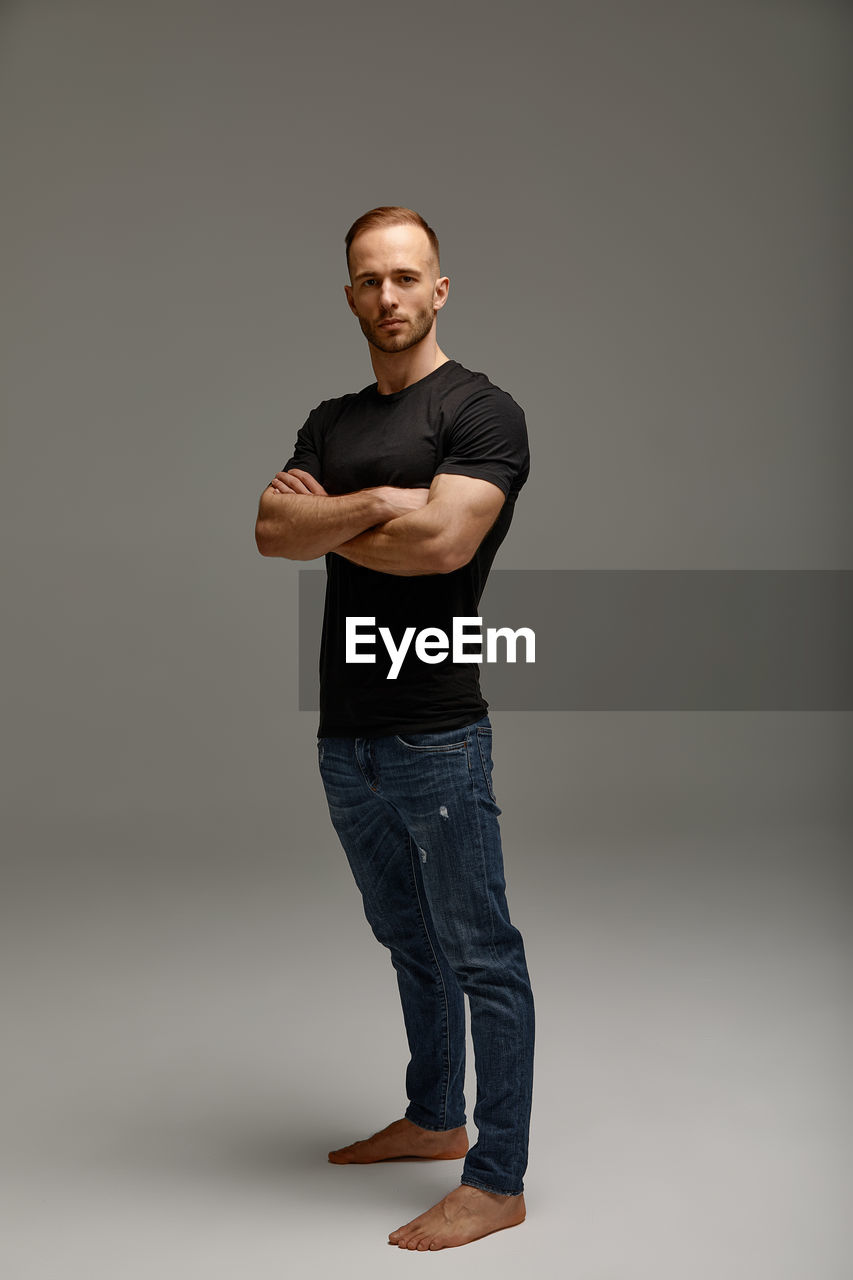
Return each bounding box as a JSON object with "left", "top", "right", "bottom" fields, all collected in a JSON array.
[{"left": 378, "top": 318, "right": 405, "bottom": 328}]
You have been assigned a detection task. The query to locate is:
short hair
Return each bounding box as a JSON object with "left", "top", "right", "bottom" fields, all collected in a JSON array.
[{"left": 345, "top": 206, "right": 440, "bottom": 276}]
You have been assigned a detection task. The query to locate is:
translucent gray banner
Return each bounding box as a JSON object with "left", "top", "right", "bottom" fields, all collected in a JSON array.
[{"left": 299, "top": 570, "right": 853, "bottom": 711}]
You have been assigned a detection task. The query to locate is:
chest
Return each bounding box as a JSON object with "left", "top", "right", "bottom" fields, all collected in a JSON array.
[{"left": 320, "top": 401, "right": 448, "bottom": 494}]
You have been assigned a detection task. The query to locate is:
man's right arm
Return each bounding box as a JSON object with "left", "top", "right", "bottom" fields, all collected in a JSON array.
[{"left": 254, "top": 469, "right": 428, "bottom": 560}]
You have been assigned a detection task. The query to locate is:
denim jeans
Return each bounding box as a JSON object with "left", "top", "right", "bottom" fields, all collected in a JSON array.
[{"left": 317, "top": 715, "right": 535, "bottom": 1196}]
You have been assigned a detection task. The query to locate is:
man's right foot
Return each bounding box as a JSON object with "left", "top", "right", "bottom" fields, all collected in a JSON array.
[{"left": 328, "top": 1118, "right": 469, "bottom": 1164}]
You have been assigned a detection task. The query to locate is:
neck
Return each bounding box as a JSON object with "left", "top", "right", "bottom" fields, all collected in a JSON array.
[{"left": 370, "top": 335, "right": 450, "bottom": 396}]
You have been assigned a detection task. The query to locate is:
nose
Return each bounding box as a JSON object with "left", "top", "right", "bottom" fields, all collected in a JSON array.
[{"left": 379, "top": 279, "right": 398, "bottom": 311}]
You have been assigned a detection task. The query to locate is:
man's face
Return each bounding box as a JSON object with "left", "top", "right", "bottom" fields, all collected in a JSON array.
[{"left": 345, "top": 224, "right": 449, "bottom": 354}]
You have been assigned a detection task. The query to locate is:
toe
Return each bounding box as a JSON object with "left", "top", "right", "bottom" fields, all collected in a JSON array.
[{"left": 392, "top": 1215, "right": 427, "bottom": 1242}]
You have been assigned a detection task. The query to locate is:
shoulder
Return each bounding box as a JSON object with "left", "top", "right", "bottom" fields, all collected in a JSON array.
[
  {"left": 433, "top": 363, "right": 530, "bottom": 496},
  {"left": 305, "top": 385, "right": 371, "bottom": 427},
  {"left": 439, "top": 362, "right": 525, "bottom": 423},
  {"left": 307, "top": 384, "right": 371, "bottom": 419}
]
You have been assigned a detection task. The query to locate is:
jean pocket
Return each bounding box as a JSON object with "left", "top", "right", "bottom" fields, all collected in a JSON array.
[
  {"left": 394, "top": 728, "right": 469, "bottom": 752},
  {"left": 476, "top": 727, "right": 497, "bottom": 801}
]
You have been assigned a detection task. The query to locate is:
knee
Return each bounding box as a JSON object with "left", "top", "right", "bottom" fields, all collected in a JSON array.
[{"left": 436, "top": 928, "right": 530, "bottom": 993}]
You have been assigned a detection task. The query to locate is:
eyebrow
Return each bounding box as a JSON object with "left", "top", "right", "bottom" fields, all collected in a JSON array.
[{"left": 353, "top": 267, "right": 422, "bottom": 281}]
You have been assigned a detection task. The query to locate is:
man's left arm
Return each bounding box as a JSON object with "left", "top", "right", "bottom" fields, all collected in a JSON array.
[{"left": 333, "top": 473, "right": 506, "bottom": 576}]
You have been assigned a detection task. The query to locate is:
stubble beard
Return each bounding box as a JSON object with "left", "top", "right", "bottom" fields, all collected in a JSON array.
[{"left": 361, "top": 304, "right": 436, "bottom": 354}]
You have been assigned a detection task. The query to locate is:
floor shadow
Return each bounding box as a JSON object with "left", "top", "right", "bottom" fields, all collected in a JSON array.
[{"left": 82, "top": 1091, "right": 454, "bottom": 1207}]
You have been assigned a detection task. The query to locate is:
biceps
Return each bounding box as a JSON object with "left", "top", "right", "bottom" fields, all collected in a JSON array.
[
  {"left": 421, "top": 476, "right": 506, "bottom": 569},
  {"left": 426, "top": 474, "right": 506, "bottom": 537}
]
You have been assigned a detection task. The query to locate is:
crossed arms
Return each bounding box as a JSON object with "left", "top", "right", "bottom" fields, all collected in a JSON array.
[{"left": 254, "top": 470, "right": 506, "bottom": 576}]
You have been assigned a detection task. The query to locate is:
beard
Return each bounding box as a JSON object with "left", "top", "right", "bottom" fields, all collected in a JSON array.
[{"left": 360, "top": 303, "right": 436, "bottom": 354}]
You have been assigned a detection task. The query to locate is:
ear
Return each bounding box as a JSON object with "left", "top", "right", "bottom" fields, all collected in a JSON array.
[
  {"left": 344, "top": 283, "right": 357, "bottom": 315},
  {"left": 433, "top": 275, "right": 450, "bottom": 312}
]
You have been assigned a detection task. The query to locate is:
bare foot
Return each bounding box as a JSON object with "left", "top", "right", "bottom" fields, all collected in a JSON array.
[
  {"left": 328, "top": 1118, "right": 468, "bottom": 1165},
  {"left": 388, "top": 1184, "right": 526, "bottom": 1250}
]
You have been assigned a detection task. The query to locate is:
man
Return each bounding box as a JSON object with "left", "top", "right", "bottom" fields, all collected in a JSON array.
[{"left": 255, "top": 207, "right": 535, "bottom": 1251}]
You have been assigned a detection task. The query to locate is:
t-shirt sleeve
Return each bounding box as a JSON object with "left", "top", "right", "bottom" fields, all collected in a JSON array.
[
  {"left": 434, "top": 386, "right": 530, "bottom": 497},
  {"left": 281, "top": 406, "right": 324, "bottom": 481}
]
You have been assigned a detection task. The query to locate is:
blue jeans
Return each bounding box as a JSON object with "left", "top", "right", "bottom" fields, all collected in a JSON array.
[{"left": 317, "top": 715, "right": 534, "bottom": 1196}]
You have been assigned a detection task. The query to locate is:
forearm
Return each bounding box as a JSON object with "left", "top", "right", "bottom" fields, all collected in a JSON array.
[
  {"left": 334, "top": 507, "right": 458, "bottom": 576},
  {"left": 255, "top": 489, "right": 391, "bottom": 560}
]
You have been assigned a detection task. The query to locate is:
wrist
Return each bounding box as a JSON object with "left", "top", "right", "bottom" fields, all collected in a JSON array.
[{"left": 360, "top": 491, "right": 396, "bottom": 524}]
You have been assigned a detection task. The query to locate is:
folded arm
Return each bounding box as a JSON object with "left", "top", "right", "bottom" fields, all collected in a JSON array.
[
  {"left": 332, "top": 473, "right": 507, "bottom": 576},
  {"left": 254, "top": 469, "right": 429, "bottom": 560}
]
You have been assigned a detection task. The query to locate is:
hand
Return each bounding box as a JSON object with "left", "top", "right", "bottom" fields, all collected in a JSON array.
[
  {"left": 364, "top": 485, "right": 430, "bottom": 518},
  {"left": 268, "top": 469, "right": 328, "bottom": 496}
]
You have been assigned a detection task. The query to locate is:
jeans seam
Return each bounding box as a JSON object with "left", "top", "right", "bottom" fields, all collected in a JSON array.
[
  {"left": 466, "top": 729, "right": 530, "bottom": 1182},
  {"left": 476, "top": 728, "right": 496, "bottom": 802},
  {"left": 406, "top": 835, "right": 453, "bottom": 1130},
  {"left": 354, "top": 738, "right": 380, "bottom": 793},
  {"left": 463, "top": 750, "right": 498, "bottom": 965}
]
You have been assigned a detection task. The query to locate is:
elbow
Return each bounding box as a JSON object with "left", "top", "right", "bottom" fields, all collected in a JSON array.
[
  {"left": 431, "top": 539, "right": 474, "bottom": 575},
  {"left": 437, "top": 555, "right": 472, "bottom": 575},
  {"left": 255, "top": 522, "right": 319, "bottom": 561},
  {"left": 255, "top": 522, "right": 274, "bottom": 556},
  {"left": 255, "top": 521, "right": 291, "bottom": 557},
  {"left": 255, "top": 492, "right": 295, "bottom": 557}
]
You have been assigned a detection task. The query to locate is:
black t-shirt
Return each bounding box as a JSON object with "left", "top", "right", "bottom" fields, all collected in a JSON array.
[{"left": 283, "top": 359, "right": 530, "bottom": 737}]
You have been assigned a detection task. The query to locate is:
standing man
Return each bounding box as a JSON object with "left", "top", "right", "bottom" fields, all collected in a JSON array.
[{"left": 255, "top": 207, "right": 534, "bottom": 1251}]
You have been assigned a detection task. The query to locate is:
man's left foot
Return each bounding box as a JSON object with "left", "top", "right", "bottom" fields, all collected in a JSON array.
[{"left": 388, "top": 1184, "right": 526, "bottom": 1250}]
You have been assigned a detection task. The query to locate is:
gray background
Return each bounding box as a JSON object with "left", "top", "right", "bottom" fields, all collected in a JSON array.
[{"left": 1, "top": 1, "right": 851, "bottom": 1276}]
